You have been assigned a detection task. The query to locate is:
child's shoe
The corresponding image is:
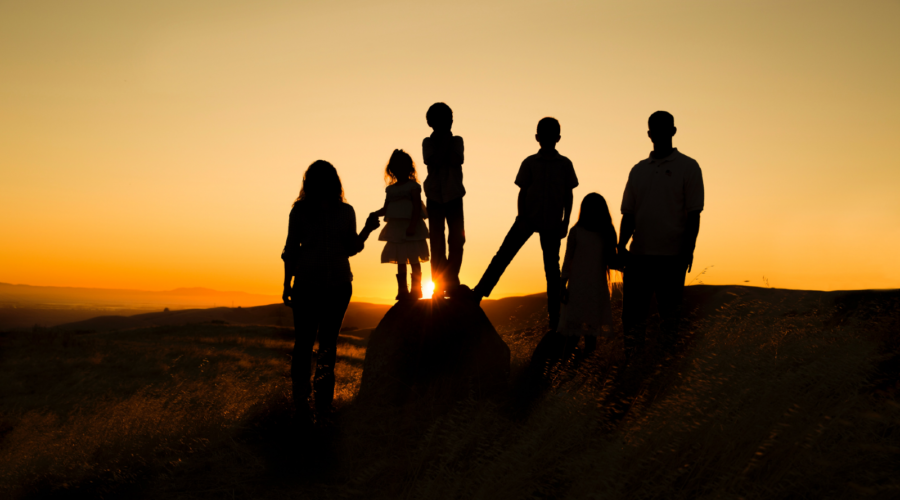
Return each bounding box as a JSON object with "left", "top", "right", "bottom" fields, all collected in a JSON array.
[
  {"left": 395, "top": 273, "right": 409, "bottom": 300},
  {"left": 409, "top": 271, "right": 423, "bottom": 299}
]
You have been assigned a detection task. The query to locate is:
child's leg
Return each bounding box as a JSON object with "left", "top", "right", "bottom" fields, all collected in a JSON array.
[
  {"left": 537, "top": 229, "right": 563, "bottom": 331},
  {"left": 473, "top": 219, "right": 533, "bottom": 298},
  {"left": 428, "top": 200, "right": 448, "bottom": 285},
  {"left": 444, "top": 198, "right": 465, "bottom": 288},
  {"left": 409, "top": 259, "right": 423, "bottom": 299},
  {"left": 395, "top": 260, "right": 408, "bottom": 299}
]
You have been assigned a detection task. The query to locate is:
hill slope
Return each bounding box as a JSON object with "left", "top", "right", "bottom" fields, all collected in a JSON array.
[{"left": 1, "top": 285, "right": 897, "bottom": 499}]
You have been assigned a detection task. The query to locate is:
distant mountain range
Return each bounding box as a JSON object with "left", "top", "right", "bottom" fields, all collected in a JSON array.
[
  {"left": 41, "top": 292, "right": 550, "bottom": 334},
  {"left": 0, "top": 280, "right": 558, "bottom": 332},
  {"left": 0, "top": 282, "right": 280, "bottom": 309}
]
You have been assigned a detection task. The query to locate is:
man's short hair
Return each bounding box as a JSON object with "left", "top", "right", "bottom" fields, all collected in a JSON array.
[
  {"left": 537, "top": 117, "right": 561, "bottom": 139},
  {"left": 648, "top": 111, "right": 675, "bottom": 131},
  {"left": 426, "top": 102, "right": 453, "bottom": 128}
]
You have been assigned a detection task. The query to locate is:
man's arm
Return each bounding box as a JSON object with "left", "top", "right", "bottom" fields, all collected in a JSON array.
[
  {"left": 617, "top": 213, "right": 636, "bottom": 271},
  {"left": 680, "top": 210, "right": 701, "bottom": 272},
  {"left": 618, "top": 213, "right": 635, "bottom": 250}
]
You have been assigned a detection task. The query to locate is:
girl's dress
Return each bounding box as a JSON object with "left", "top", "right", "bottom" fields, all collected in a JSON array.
[
  {"left": 558, "top": 226, "right": 614, "bottom": 338},
  {"left": 379, "top": 181, "right": 430, "bottom": 264}
]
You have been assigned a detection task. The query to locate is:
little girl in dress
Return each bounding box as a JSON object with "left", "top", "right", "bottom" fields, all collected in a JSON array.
[
  {"left": 372, "top": 150, "right": 430, "bottom": 300},
  {"left": 558, "top": 193, "right": 619, "bottom": 353}
]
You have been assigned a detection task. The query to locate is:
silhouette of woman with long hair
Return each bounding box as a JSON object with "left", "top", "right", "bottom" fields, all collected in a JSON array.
[{"left": 281, "top": 160, "right": 380, "bottom": 421}]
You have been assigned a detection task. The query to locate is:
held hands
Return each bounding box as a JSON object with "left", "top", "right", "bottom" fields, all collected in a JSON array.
[
  {"left": 560, "top": 220, "right": 569, "bottom": 239},
  {"left": 614, "top": 246, "right": 629, "bottom": 272},
  {"left": 364, "top": 213, "right": 381, "bottom": 233},
  {"left": 560, "top": 284, "right": 570, "bottom": 305},
  {"left": 282, "top": 285, "right": 292, "bottom": 307}
]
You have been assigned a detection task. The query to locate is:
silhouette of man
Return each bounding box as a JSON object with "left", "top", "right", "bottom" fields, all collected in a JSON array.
[
  {"left": 472, "top": 117, "right": 578, "bottom": 331},
  {"left": 423, "top": 103, "right": 466, "bottom": 297},
  {"left": 618, "top": 111, "right": 704, "bottom": 361}
]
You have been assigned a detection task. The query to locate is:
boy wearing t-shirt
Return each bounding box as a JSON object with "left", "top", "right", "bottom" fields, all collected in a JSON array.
[{"left": 472, "top": 117, "right": 578, "bottom": 331}]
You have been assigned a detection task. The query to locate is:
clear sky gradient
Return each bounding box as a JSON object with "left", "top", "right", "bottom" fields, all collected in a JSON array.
[{"left": 2, "top": 0, "right": 899, "bottom": 303}]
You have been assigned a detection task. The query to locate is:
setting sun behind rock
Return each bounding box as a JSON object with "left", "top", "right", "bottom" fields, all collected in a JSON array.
[{"left": 421, "top": 280, "right": 434, "bottom": 299}]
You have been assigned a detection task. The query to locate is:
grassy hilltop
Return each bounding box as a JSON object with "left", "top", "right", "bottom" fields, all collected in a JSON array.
[{"left": 0, "top": 285, "right": 898, "bottom": 499}]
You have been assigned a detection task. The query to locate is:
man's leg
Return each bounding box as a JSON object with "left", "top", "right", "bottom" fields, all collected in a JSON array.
[
  {"left": 473, "top": 218, "right": 533, "bottom": 298},
  {"left": 290, "top": 286, "right": 321, "bottom": 409},
  {"left": 656, "top": 256, "right": 687, "bottom": 353},
  {"left": 444, "top": 197, "right": 465, "bottom": 289},
  {"left": 312, "top": 282, "right": 353, "bottom": 413},
  {"left": 538, "top": 229, "right": 562, "bottom": 331},
  {"left": 622, "top": 256, "right": 654, "bottom": 362},
  {"left": 427, "top": 199, "right": 448, "bottom": 290}
]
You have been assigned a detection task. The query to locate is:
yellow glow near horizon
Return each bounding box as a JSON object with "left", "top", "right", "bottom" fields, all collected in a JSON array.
[
  {"left": 1, "top": 1, "right": 899, "bottom": 304},
  {"left": 421, "top": 281, "right": 435, "bottom": 300}
]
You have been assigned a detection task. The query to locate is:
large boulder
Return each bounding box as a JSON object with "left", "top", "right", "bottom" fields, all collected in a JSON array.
[{"left": 358, "top": 297, "right": 510, "bottom": 405}]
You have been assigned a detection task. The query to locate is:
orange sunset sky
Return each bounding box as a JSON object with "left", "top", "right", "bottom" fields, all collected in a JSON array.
[{"left": 2, "top": 0, "right": 899, "bottom": 304}]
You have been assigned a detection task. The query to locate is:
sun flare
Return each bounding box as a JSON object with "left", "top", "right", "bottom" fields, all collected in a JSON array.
[{"left": 421, "top": 280, "right": 434, "bottom": 299}]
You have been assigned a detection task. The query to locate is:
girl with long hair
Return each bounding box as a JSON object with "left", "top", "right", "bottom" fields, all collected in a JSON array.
[
  {"left": 558, "top": 192, "right": 619, "bottom": 354},
  {"left": 281, "top": 160, "right": 380, "bottom": 421},
  {"left": 371, "top": 149, "right": 430, "bottom": 299}
]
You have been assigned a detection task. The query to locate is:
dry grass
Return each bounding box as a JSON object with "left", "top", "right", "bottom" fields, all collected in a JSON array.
[{"left": 1, "top": 287, "right": 898, "bottom": 499}]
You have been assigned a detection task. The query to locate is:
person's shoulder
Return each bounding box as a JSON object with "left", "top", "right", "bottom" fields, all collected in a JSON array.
[
  {"left": 674, "top": 150, "right": 701, "bottom": 170},
  {"left": 522, "top": 152, "right": 541, "bottom": 164},
  {"left": 338, "top": 202, "right": 355, "bottom": 215},
  {"left": 556, "top": 153, "right": 574, "bottom": 167},
  {"left": 452, "top": 135, "right": 463, "bottom": 143},
  {"left": 630, "top": 156, "right": 654, "bottom": 173},
  {"left": 422, "top": 136, "right": 432, "bottom": 146},
  {"left": 289, "top": 200, "right": 305, "bottom": 214}
]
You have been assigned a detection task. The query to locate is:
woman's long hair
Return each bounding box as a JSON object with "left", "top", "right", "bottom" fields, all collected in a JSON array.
[
  {"left": 575, "top": 193, "right": 620, "bottom": 286},
  {"left": 294, "top": 160, "right": 345, "bottom": 206},
  {"left": 384, "top": 149, "right": 418, "bottom": 185}
]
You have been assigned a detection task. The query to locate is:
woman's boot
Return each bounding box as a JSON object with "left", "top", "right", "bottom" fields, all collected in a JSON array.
[
  {"left": 410, "top": 271, "right": 423, "bottom": 299},
  {"left": 395, "top": 273, "right": 409, "bottom": 300}
]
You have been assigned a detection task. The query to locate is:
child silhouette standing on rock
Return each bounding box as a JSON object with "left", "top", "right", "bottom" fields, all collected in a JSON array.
[
  {"left": 372, "top": 149, "right": 430, "bottom": 300},
  {"left": 472, "top": 117, "right": 578, "bottom": 331},
  {"left": 422, "top": 102, "right": 466, "bottom": 297}
]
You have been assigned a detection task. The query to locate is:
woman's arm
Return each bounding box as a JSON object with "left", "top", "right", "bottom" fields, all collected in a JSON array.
[
  {"left": 344, "top": 205, "right": 380, "bottom": 257},
  {"left": 282, "top": 260, "right": 294, "bottom": 306},
  {"left": 281, "top": 208, "right": 300, "bottom": 306}
]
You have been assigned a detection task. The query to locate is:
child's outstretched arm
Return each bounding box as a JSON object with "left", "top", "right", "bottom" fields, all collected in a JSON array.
[{"left": 372, "top": 198, "right": 389, "bottom": 218}]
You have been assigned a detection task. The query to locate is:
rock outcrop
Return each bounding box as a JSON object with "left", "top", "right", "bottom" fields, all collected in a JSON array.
[{"left": 358, "top": 297, "right": 510, "bottom": 405}]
